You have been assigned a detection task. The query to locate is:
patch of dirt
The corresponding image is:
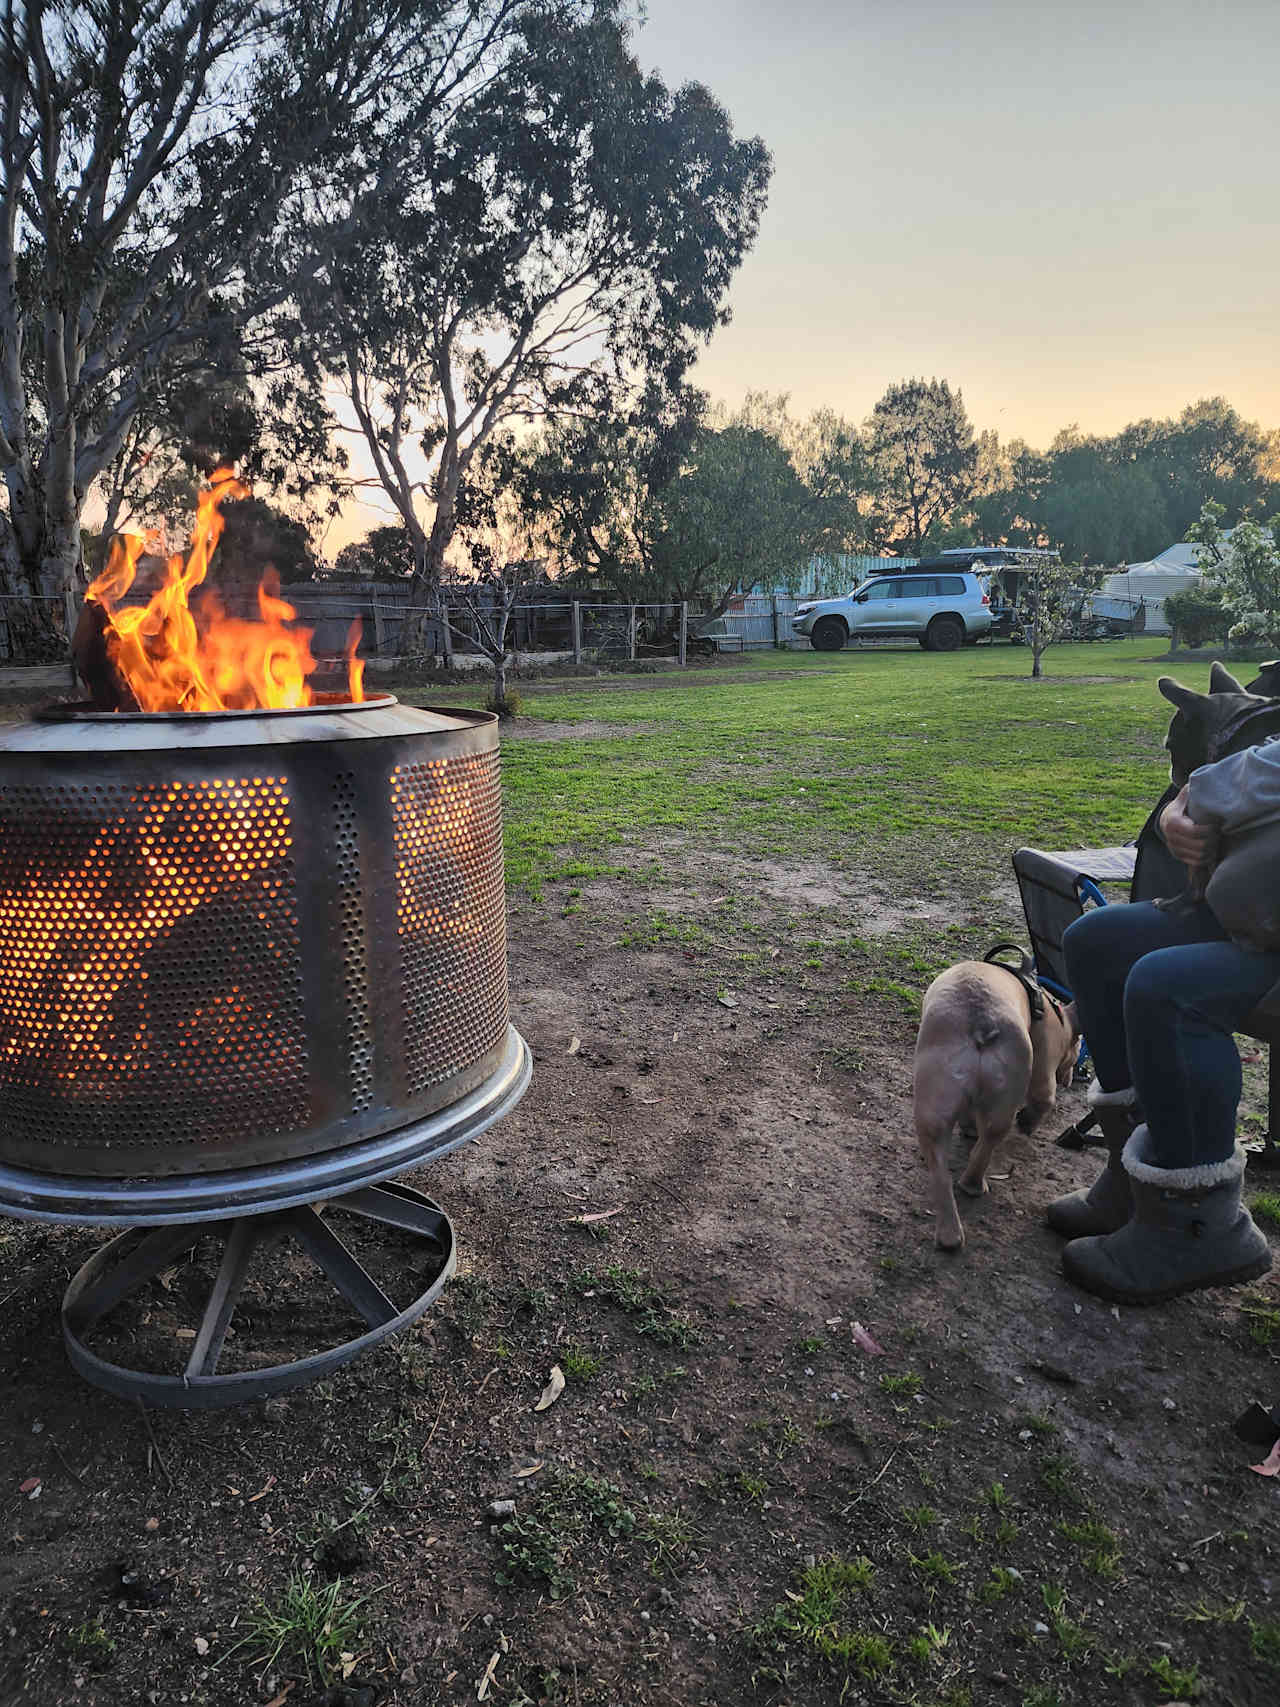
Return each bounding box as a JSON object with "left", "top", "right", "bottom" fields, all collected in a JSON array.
[{"left": 1, "top": 862, "right": 1278, "bottom": 1707}]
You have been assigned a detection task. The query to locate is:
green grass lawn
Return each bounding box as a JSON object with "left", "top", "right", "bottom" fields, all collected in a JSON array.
[{"left": 401, "top": 639, "right": 1202, "bottom": 894}]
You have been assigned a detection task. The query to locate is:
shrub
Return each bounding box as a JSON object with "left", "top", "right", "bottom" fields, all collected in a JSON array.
[{"left": 1165, "top": 584, "right": 1229, "bottom": 648}]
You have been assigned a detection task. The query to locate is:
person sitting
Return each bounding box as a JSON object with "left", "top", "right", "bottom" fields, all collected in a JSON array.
[{"left": 1048, "top": 756, "right": 1279, "bottom": 1303}]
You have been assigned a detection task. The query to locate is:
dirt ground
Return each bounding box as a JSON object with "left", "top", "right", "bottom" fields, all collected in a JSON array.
[{"left": 2, "top": 784, "right": 1279, "bottom": 1704}]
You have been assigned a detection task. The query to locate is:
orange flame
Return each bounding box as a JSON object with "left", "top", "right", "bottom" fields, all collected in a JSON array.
[{"left": 86, "top": 468, "right": 364, "bottom": 710}]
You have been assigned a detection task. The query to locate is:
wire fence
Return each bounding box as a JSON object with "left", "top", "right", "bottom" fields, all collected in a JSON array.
[{"left": 0, "top": 583, "right": 830, "bottom": 666}]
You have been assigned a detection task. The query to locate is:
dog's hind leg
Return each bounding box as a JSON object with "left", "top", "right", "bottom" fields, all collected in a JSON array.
[
  {"left": 956, "top": 1110, "right": 1014, "bottom": 1199},
  {"left": 915, "top": 1115, "right": 964, "bottom": 1251}
]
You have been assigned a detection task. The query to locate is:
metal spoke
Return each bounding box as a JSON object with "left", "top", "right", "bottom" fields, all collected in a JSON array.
[
  {"left": 65, "top": 1224, "right": 202, "bottom": 1332},
  {"left": 286, "top": 1206, "right": 397, "bottom": 1328},
  {"left": 335, "top": 1183, "right": 448, "bottom": 1244},
  {"left": 184, "top": 1219, "right": 259, "bottom": 1380}
]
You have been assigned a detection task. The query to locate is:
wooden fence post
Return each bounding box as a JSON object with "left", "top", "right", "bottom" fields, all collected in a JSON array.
[
  {"left": 679, "top": 601, "right": 688, "bottom": 667},
  {"left": 572, "top": 600, "right": 582, "bottom": 665},
  {"left": 771, "top": 594, "right": 781, "bottom": 648},
  {"left": 628, "top": 603, "right": 637, "bottom": 661},
  {"left": 440, "top": 598, "right": 454, "bottom": 665},
  {"left": 371, "top": 589, "right": 386, "bottom": 655}
]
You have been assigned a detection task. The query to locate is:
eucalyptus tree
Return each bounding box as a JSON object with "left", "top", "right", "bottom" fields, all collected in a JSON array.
[
  {"left": 0, "top": 0, "right": 539, "bottom": 651},
  {"left": 866, "top": 378, "right": 978, "bottom": 554},
  {"left": 318, "top": 2, "right": 771, "bottom": 612}
]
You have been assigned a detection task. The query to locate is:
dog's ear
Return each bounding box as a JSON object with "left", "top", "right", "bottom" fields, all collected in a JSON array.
[
  {"left": 1158, "top": 676, "right": 1205, "bottom": 713},
  {"left": 1209, "top": 661, "right": 1247, "bottom": 695},
  {"left": 1063, "top": 1000, "right": 1079, "bottom": 1041}
]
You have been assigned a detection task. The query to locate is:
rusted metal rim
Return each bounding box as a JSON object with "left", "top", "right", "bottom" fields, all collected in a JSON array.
[
  {"left": 0, "top": 1024, "right": 530, "bottom": 1225},
  {"left": 37, "top": 692, "right": 402, "bottom": 722},
  {"left": 62, "top": 1181, "right": 457, "bottom": 1409}
]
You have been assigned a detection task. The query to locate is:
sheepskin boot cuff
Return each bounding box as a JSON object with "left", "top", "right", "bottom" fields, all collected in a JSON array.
[
  {"left": 1087, "top": 1082, "right": 1138, "bottom": 1110},
  {"left": 1061, "top": 1124, "right": 1271, "bottom": 1304},
  {"left": 1121, "top": 1124, "right": 1245, "bottom": 1191}
]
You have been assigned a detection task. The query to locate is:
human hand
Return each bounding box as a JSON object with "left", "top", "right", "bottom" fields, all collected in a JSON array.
[{"left": 1160, "top": 785, "right": 1219, "bottom": 869}]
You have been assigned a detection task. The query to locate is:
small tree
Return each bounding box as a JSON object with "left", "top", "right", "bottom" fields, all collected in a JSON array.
[{"left": 1016, "top": 558, "right": 1103, "bottom": 679}]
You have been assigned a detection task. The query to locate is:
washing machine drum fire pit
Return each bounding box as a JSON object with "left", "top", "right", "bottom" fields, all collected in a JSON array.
[{"left": 0, "top": 697, "right": 531, "bottom": 1405}]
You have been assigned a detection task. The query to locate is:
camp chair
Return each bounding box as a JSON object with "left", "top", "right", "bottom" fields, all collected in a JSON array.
[{"left": 1013, "top": 794, "right": 1280, "bottom": 1166}]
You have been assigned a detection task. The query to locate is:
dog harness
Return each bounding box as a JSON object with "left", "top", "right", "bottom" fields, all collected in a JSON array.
[{"left": 982, "top": 942, "right": 1065, "bottom": 1027}]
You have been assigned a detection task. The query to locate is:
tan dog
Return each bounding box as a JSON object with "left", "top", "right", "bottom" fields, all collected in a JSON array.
[{"left": 913, "top": 960, "right": 1079, "bottom": 1250}]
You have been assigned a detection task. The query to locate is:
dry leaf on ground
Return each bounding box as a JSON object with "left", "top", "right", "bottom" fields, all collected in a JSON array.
[
  {"left": 1250, "top": 1439, "right": 1280, "bottom": 1477},
  {"left": 851, "top": 1321, "right": 885, "bottom": 1356},
  {"left": 534, "top": 1365, "right": 565, "bottom": 1412}
]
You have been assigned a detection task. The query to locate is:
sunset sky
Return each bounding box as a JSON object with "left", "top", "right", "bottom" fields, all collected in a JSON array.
[
  {"left": 634, "top": 0, "right": 1280, "bottom": 444},
  {"left": 330, "top": 0, "right": 1278, "bottom": 551}
]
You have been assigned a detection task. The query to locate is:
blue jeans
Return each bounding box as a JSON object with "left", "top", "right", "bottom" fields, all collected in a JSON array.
[{"left": 1062, "top": 901, "right": 1280, "bottom": 1168}]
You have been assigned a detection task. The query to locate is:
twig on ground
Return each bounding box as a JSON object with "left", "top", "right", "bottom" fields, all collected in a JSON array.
[
  {"left": 49, "top": 1434, "right": 88, "bottom": 1492},
  {"left": 840, "top": 1449, "right": 899, "bottom": 1514},
  {"left": 134, "top": 1400, "right": 174, "bottom": 1487}
]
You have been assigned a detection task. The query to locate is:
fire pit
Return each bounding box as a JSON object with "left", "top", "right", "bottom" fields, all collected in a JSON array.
[{"left": 0, "top": 674, "right": 529, "bottom": 1402}]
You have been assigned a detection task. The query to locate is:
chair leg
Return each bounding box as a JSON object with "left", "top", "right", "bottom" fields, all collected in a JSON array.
[{"left": 1267, "top": 1044, "right": 1280, "bottom": 1163}]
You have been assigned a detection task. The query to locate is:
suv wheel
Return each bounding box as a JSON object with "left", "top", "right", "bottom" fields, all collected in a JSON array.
[
  {"left": 926, "top": 615, "right": 964, "bottom": 652},
  {"left": 809, "top": 616, "right": 847, "bottom": 652}
]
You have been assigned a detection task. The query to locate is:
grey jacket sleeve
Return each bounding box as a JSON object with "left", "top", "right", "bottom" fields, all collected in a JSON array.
[{"left": 1187, "top": 734, "right": 1280, "bottom": 833}]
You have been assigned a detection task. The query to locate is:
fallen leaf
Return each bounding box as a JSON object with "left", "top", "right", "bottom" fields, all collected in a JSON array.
[
  {"left": 534, "top": 1365, "right": 565, "bottom": 1412},
  {"left": 1250, "top": 1439, "right": 1280, "bottom": 1478},
  {"left": 193, "top": 1636, "right": 209, "bottom": 1656},
  {"left": 175, "top": 1327, "right": 196, "bottom": 1341},
  {"left": 572, "top": 1207, "right": 623, "bottom": 1225},
  {"left": 263, "top": 1683, "right": 295, "bottom": 1707},
  {"left": 567, "top": 1036, "right": 581, "bottom": 1055},
  {"left": 512, "top": 1460, "right": 544, "bottom": 1479},
  {"left": 340, "top": 1651, "right": 357, "bottom": 1680},
  {"left": 247, "top": 1475, "right": 277, "bottom": 1503},
  {"left": 851, "top": 1321, "right": 885, "bottom": 1357},
  {"left": 18, "top": 1477, "right": 40, "bottom": 1495}
]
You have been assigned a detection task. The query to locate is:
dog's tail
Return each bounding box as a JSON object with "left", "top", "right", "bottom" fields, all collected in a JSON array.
[{"left": 971, "top": 1018, "right": 1002, "bottom": 1049}]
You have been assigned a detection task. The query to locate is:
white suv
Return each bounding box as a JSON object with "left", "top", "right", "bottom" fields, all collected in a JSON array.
[{"left": 791, "top": 569, "right": 993, "bottom": 652}]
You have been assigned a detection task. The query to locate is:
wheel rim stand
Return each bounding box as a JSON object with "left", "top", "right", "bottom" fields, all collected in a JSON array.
[{"left": 62, "top": 1182, "right": 455, "bottom": 1409}]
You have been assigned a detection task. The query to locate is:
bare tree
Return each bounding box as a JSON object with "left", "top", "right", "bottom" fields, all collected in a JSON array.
[
  {"left": 0, "top": 0, "right": 535, "bottom": 650},
  {"left": 320, "top": 7, "right": 770, "bottom": 638}
]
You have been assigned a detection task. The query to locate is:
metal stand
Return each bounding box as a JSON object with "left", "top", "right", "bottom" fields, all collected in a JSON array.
[{"left": 62, "top": 1182, "right": 455, "bottom": 1409}]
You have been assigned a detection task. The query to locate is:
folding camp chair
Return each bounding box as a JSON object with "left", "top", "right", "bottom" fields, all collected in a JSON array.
[{"left": 1012, "top": 800, "right": 1280, "bottom": 1166}]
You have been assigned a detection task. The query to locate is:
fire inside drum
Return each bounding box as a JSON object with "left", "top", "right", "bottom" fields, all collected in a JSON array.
[{"left": 0, "top": 697, "right": 508, "bottom": 1178}]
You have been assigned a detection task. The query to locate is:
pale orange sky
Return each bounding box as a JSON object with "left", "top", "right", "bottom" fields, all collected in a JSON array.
[
  {"left": 327, "top": 0, "right": 1280, "bottom": 555},
  {"left": 636, "top": 0, "right": 1280, "bottom": 443}
]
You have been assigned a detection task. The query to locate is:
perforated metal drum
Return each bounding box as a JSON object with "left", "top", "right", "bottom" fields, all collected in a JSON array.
[{"left": 0, "top": 696, "right": 510, "bottom": 1179}]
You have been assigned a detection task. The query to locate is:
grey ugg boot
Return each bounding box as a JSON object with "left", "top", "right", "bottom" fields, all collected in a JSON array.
[
  {"left": 1046, "top": 1084, "right": 1138, "bottom": 1238},
  {"left": 1061, "top": 1125, "right": 1273, "bottom": 1304}
]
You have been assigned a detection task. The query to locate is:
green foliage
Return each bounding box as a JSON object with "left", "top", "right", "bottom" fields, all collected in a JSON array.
[
  {"left": 561, "top": 1346, "right": 601, "bottom": 1382},
  {"left": 65, "top": 1621, "right": 116, "bottom": 1669},
  {"left": 1251, "top": 1191, "right": 1280, "bottom": 1227},
  {"left": 1165, "top": 582, "right": 1229, "bottom": 648},
  {"left": 758, "top": 1557, "right": 889, "bottom": 1679},
  {"left": 978, "top": 1566, "right": 1021, "bottom": 1605},
  {"left": 571, "top": 1265, "right": 700, "bottom": 1348},
  {"left": 867, "top": 378, "right": 977, "bottom": 554},
  {"left": 908, "top": 1550, "right": 961, "bottom": 1588},
  {"left": 236, "top": 1574, "right": 373, "bottom": 1687},
  {"left": 879, "top": 1372, "right": 922, "bottom": 1396},
  {"left": 1240, "top": 1292, "right": 1280, "bottom": 1347},
  {"left": 494, "top": 1473, "right": 636, "bottom": 1599},
  {"left": 1147, "top": 1654, "right": 1201, "bottom": 1697},
  {"left": 1189, "top": 501, "right": 1280, "bottom": 644},
  {"left": 1251, "top": 1618, "right": 1280, "bottom": 1667},
  {"left": 1058, "top": 1517, "right": 1122, "bottom": 1579}
]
